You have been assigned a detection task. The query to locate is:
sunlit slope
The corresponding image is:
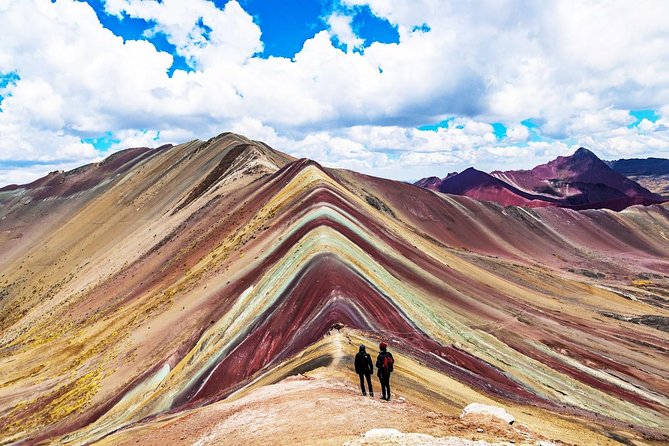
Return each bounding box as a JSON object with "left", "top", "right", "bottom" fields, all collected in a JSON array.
[{"left": 0, "top": 134, "right": 667, "bottom": 444}]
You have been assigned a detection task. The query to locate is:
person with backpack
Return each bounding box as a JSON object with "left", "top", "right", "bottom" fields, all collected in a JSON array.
[
  {"left": 376, "top": 342, "right": 394, "bottom": 401},
  {"left": 354, "top": 344, "right": 374, "bottom": 396}
]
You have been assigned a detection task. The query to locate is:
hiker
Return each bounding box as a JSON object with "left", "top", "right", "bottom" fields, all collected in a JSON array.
[
  {"left": 376, "top": 342, "right": 394, "bottom": 401},
  {"left": 354, "top": 344, "right": 374, "bottom": 396}
]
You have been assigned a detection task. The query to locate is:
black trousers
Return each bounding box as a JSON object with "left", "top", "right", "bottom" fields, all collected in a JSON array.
[
  {"left": 358, "top": 373, "right": 373, "bottom": 394},
  {"left": 378, "top": 372, "right": 391, "bottom": 399}
]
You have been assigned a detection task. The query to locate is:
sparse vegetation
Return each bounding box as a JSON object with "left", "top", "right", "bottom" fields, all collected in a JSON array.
[
  {"left": 365, "top": 194, "right": 396, "bottom": 218},
  {"left": 567, "top": 268, "right": 606, "bottom": 279},
  {"left": 631, "top": 279, "right": 652, "bottom": 287}
]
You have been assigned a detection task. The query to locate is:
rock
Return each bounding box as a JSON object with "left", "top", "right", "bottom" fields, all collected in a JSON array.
[
  {"left": 345, "top": 429, "right": 503, "bottom": 445},
  {"left": 461, "top": 403, "right": 515, "bottom": 425},
  {"left": 363, "top": 428, "right": 403, "bottom": 438},
  {"left": 476, "top": 428, "right": 484, "bottom": 433},
  {"left": 283, "top": 373, "right": 314, "bottom": 382}
]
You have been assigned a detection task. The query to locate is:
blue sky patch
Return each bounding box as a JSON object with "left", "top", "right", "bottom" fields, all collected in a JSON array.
[
  {"left": 0, "top": 71, "right": 20, "bottom": 89},
  {"left": 329, "top": 35, "right": 349, "bottom": 53},
  {"left": 242, "top": 0, "right": 398, "bottom": 56},
  {"left": 417, "top": 118, "right": 454, "bottom": 131},
  {"left": 82, "top": 0, "right": 192, "bottom": 75},
  {"left": 82, "top": 0, "right": 399, "bottom": 62},
  {"left": 520, "top": 118, "right": 539, "bottom": 128},
  {"left": 412, "top": 23, "right": 431, "bottom": 33},
  {"left": 350, "top": 5, "right": 399, "bottom": 47},
  {"left": 491, "top": 123, "right": 506, "bottom": 140},
  {"left": 628, "top": 109, "right": 660, "bottom": 127},
  {"left": 238, "top": 0, "right": 325, "bottom": 58},
  {"left": 520, "top": 119, "right": 543, "bottom": 142},
  {"left": 0, "top": 71, "right": 20, "bottom": 110},
  {"left": 196, "top": 17, "right": 213, "bottom": 43},
  {"left": 81, "top": 132, "right": 120, "bottom": 151}
]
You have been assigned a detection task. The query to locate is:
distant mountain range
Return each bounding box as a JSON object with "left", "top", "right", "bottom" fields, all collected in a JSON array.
[
  {"left": 606, "top": 157, "right": 669, "bottom": 198},
  {"left": 606, "top": 157, "right": 669, "bottom": 176},
  {"left": 416, "top": 148, "right": 667, "bottom": 211}
]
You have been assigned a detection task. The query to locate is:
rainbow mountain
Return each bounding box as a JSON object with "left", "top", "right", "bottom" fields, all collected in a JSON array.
[{"left": 1, "top": 133, "right": 668, "bottom": 445}]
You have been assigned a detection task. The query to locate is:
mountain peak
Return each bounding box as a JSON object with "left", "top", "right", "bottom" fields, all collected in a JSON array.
[
  {"left": 563, "top": 147, "right": 605, "bottom": 169},
  {"left": 414, "top": 176, "right": 442, "bottom": 189},
  {"left": 531, "top": 146, "right": 607, "bottom": 180},
  {"left": 2, "top": 130, "right": 669, "bottom": 444},
  {"left": 417, "top": 147, "right": 665, "bottom": 210},
  {"left": 439, "top": 167, "right": 506, "bottom": 191},
  {"left": 458, "top": 167, "right": 490, "bottom": 178},
  {"left": 573, "top": 147, "right": 597, "bottom": 158}
]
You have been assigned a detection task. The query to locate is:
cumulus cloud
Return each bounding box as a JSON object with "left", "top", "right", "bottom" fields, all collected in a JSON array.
[
  {"left": 505, "top": 124, "right": 530, "bottom": 143},
  {"left": 1, "top": 0, "right": 669, "bottom": 185},
  {"left": 326, "top": 13, "right": 364, "bottom": 51},
  {"left": 0, "top": 161, "right": 95, "bottom": 187},
  {"left": 104, "top": 0, "right": 262, "bottom": 67}
]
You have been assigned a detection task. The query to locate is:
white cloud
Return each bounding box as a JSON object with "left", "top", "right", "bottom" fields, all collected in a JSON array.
[
  {"left": 108, "top": 129, "right": 161, "bottom": 152},
  {"left": 1, "top": 0, "right": 669, "bottom": 185},
  {"left": 0, "top": 161, "right": 95, "bottom": 187},
  {"left": 0, "top": 0, "right": 177, "bottom": 185},
  {"left": 638, "top": 119, "right": 656, "bottom": 132},
  {"left": 565, "top": 109, "right": 635, "bottom": 137},
  {"left": 0, "top": 114, "right": 99, "bottom": 162},
  {"left": 104, "top": 0, "right": 262, "bottom": 67},
  {"left": 399, "top": 151, "right": 463, "bottom": 167},
  {"left": 326, "top": 13, "right": 364, "bottom": 51},
  {"left": 505, "top": 124, "right": 529, "bottom": 142}
]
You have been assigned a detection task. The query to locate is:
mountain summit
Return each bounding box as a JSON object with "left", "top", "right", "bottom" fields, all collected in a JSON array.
[
  {"left": 1, "top": 135, "right": 668, "bottom": 444},
  {"left": 418, "top": 148, "right": 665, "bottom": 210}
]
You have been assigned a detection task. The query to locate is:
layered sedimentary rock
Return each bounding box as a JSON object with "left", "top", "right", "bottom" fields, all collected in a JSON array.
[{"left": 1, "top": 133, "right": 668, "bottom": 445}]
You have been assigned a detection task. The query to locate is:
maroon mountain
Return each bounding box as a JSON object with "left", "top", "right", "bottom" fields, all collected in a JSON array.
[
  {"left": 416, "top": 148, "right": 666, "bottom": 211},
  {"left": 414, "top": 176, "right": 442, "bottom": 189},
  {"left": 414, "top": 172, "right": 458, "bottom": 190},
  {"left": 433, "top": 167, "right": 561, "bottom": 208}
]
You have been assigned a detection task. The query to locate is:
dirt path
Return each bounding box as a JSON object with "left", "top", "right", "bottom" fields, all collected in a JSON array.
[{"left": 97, "top": 372, "right": 564, "bottom": 446}]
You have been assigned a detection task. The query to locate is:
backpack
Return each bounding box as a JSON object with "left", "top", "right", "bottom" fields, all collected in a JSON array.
[{"left": 381, "top": 353, "right": 394, "bottom": 373}]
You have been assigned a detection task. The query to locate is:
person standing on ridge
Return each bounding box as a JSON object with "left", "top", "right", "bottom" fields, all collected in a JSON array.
[
  {"left": 376, "top": 342, "right": 394, "bottom": 401},
  {"left": 354, "top": 344, "right": 374, "bottom": 396}
]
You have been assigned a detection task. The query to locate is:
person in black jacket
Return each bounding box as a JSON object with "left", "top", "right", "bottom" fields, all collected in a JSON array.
[
  {"left": 354, "top": 344, "right": 374, "bottom": 396},
  {"left": 376, "top": 342, "right": 394, "bottom": 401}
]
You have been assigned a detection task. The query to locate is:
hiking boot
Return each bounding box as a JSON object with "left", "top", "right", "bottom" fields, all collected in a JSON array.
[
  {"left": 369, "top": 392, "right": 374, "bottom": 397},
  {"left": 362, "top": 392, "right": 367, "bottom": 396}
]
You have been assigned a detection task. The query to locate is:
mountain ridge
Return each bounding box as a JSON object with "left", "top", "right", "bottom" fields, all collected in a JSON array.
[
  {"left": 417, "top": 147, "right": 665, "bottom": 210},
  {"left": 607, "top": 156, "right": 669, "bottom": 176},
  {"left": 607, "top": 156, "right": 669, "bottom": 197},
  {"left": 1, "top": 134, "right": 668, "bottom": 445}
]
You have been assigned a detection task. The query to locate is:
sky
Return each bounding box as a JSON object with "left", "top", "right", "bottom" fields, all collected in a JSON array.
[{"left": 1, "top": 0, "right": 669, "bottom": 186}]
